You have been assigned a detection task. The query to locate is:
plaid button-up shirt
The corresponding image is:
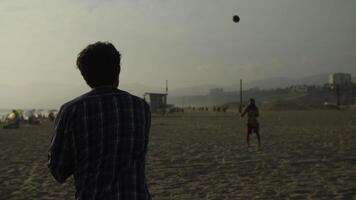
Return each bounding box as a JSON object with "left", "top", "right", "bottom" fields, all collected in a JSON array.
[{"left": 48, "top": 87, "right": 151, "bottom": 200}]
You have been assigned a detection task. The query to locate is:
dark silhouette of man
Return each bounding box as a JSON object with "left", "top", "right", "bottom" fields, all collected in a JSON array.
[
  {"left": 48, "top": 42, "right": 151, "bottom": 200},
  {"left": 241, "top": 98, "right": 261, "bottom": 148}
]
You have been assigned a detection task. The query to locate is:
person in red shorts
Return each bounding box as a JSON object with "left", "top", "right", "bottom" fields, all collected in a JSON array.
[{"left": 241, "top": 98, "right": 261, "bottom": 148}]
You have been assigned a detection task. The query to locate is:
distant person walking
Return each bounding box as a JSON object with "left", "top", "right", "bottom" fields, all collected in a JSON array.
[
  {"left": 241, "top": 98, "right": 261, "bottom": 148},
  {"left": 48, "top": 42, "right": 151, "bottom": 200}
]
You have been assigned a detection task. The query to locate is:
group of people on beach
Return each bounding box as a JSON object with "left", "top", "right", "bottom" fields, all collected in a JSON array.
[
  {"left": 2, "top": 110, "right": 21, "bottom": 129},
  {"left": 1, "top": 109, "right": 57, "bottom": 129},
  {"left": 48, "top": 42, "right": 261, "bottom": 200}
]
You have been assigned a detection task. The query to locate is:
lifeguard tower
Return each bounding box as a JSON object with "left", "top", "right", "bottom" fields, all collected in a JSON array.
[{"left": 144, "top": 80, "right": 170, "bottom": 114}]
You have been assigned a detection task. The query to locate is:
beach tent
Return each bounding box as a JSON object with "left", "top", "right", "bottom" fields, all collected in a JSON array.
[
  {"left": 24, "top": 109, "right": 41, "bottom": 125},
  {"left": 37, "top": 109, "right": 50, "bottom": 118}
]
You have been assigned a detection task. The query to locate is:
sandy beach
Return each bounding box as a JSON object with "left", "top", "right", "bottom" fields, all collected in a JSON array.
[{"left": 0, "top": 110, "right": 355, "bottom": 199}]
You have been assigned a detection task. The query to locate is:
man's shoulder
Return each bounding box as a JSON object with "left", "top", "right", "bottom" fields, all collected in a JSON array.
[
  {"left": 125, "top": 92, "right": 150, "bottom": 111},
  {"left": 59, "top": 90, "right": 93, "bottom": 108},
  {"left": 58, "top": 95, "right": 85, "bottom": 114},
  {"left": 127, "top": 92, "right": 146, "bottom": 104}
]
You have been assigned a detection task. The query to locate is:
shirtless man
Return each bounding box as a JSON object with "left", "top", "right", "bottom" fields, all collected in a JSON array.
[{"left": 241, "top": 98, "right": 261, "bottom": 148}]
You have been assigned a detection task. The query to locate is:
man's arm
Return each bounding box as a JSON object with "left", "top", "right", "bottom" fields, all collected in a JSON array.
[
  {"left": 48, "top": 106, "right": 75, "bottom": 184},
  {"left": 132, "top": 100, "right": 151, "bottom": 160},
  {"left": 240, "top": 107, "right": 248, "bottom": 118}
]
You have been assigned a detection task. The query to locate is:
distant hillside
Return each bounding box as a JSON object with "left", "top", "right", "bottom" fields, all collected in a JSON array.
[
  {"left": 298, "top": 74, "right": 331, "bottom": 86},
  {"left": 170, "top": 84, "right": 219, "bottom": 96},
  {"left": 168, "top": 74, "right": 332, "bottom": 96},
  {"left": 119, "top": 74, "right": 354, "bottom": 96},
  {"left": 120, "top": 83, "right": 161, "bottom": 97},
  {"left": 226, "top": 74, "right": 330, "bottom": 91}
]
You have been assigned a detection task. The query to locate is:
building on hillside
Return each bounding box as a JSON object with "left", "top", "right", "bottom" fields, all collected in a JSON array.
[{"left": 329, "top": 73, "right": 352, "bottom": 86}]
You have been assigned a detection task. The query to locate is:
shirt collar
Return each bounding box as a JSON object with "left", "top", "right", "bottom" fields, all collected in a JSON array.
[{"left": 90, "top": 86, "right": 118, "bottom": 93}]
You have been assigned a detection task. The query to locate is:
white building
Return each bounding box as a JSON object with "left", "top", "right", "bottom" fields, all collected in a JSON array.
[{"left": 329, "top": 73, "right": 352, "bottom": 85}]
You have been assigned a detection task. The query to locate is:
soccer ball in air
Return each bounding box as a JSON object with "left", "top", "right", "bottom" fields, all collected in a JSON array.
[{"left": 233, "top": 15, "right": 240, "bottom": 23}]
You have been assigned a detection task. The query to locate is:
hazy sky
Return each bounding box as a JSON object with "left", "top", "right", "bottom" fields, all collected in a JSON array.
[{"left": 0, "top": 0, "right": 355, "bottom": 108}]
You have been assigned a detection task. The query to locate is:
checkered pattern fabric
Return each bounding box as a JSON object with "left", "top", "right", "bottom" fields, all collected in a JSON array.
[{"left": 48, "top": 87, "right": 151, "bottom": 200}]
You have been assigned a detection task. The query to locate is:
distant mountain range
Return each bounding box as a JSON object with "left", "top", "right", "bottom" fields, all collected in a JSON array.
[
  {"left": 120, "top": 73, "right": 354, "bottom": 96},
  {"left": 168, "top": 73, "right": 354, "bottom": 96},
  {"left": 225, "top": 73, "right": 331, "bottom": 91}
]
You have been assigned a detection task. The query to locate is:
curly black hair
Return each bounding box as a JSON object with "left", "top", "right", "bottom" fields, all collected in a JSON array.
[{"left": 77, "top": 42, "right": 121, "bottom": 88}]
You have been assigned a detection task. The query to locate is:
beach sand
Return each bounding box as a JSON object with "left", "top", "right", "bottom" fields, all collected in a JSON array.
[{"left": 0, "top": 110, "right": 355, "bottom": 199}]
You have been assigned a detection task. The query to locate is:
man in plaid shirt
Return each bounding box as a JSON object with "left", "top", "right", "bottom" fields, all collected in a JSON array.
[{"left": 48, "top": 42, "right": 151, "bottom": 200}]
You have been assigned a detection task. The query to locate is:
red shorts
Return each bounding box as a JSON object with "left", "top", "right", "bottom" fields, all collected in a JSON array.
[{"left": 247, "top": 123, "right": 259, "bottom": 134}]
